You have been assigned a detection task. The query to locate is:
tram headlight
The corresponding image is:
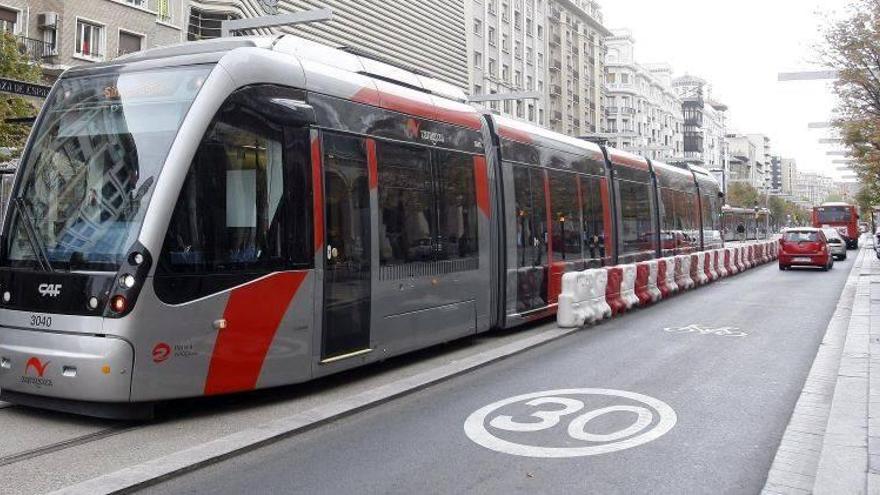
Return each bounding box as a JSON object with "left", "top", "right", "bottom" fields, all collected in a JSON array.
[
  {"left": 120, "top": 274, "right": 136, "bottom": 289},
  {"left": 129, "top": 252, "right": 145, "bottom": 266},
  {"left": 2, "top": 291, "right": 10, "bottom": 303},
  {"left": 110, "top": 295, "right": 128, "bottom": 314},
  {"left": 88, "top": 297, "right": 100, "bottom": 310}
]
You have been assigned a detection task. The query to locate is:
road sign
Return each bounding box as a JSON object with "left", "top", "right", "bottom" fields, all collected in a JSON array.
[{"left": 0, "top": 78, "right": 50, "bottom": 99}]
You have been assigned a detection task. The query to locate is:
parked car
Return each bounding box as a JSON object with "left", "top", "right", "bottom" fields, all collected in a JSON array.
[
  {"left": 778, "top": 228, "right": 834, "bottom": 271},
  {"left": 821, "top": 227, "right": 847, "bottom": 261}
]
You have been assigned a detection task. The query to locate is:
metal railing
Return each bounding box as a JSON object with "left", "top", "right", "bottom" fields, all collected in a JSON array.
[{"left": 11, "top": 35, "right": 55, "bottom": 62}]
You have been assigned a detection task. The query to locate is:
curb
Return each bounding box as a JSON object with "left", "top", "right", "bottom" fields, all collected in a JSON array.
[{"left": 762, "top": 247, "right": 867, "bottom": 494}]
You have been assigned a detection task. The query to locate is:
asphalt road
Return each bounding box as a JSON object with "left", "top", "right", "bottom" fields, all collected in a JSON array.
[{"left": 146, "top": 255, "right": 855, "bottom": 495}]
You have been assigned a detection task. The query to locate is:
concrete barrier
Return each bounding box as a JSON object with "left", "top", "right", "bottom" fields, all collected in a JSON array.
[
  {"left": 665, "top": 256, "right": 679, "bottom": 294},
  {"left": 557, "top": 269, "right": 613, "bottom": 328},
  {"left": 635, "top": 263, "right": 652, "bottom": 306},
  {"left": 621, "top": 264, "right": 639, "bottom": 309},
  {"left": 677, "top": 255, "right": 694, "bottom": 290},
  {"left": 716, "top": 249, "right": 729, "bottom": 278},
  {"left": 605, "top": 266, "right": 627, "bottom": 316},
  {"left": 692, "top": 252, "right": 709, "bottom": 286},
  {"left": 647, "top": 260, "right": 662, "bottom": 302}
]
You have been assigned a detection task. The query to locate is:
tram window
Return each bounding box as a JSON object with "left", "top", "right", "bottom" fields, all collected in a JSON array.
[
  {"left": 618, "top": 180, "right": 654, "bottom": 256},
  {"left": 377, "top": 142, "right": 435, "bottom": 265},
  {"left": 548, "top": 171, "right": 581, "bottom": 262},
  {"left": 580, "top": 176, "right": 606, "bottom": 262},
  {"left": 158, "top": 98, "right": 311, "bottom": 286},
  {"left": 512, "top": 165, "right": 548, "bottom": 268},
  {"left": 435, "top": 151, "right": 479, "bottom": 260}
]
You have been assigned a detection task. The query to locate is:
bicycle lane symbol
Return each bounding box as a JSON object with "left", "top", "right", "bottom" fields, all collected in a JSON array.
[
  {"left": 463, "top": 388, "right": 677, "bottom": 458},
  {"left": 663, "top": 324, "right": 748, "bottom": 337}
]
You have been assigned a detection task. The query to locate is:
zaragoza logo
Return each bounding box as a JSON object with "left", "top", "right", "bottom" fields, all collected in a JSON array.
[{"left": 21, "top": 357, "right": 52, "bottom": 387}]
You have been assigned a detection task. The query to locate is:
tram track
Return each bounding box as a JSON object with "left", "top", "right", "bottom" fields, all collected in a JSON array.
[{"left": 0, "top": 424, "right": 140, "bottom": 468}]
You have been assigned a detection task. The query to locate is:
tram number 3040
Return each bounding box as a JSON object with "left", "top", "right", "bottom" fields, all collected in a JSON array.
[{"left": 30, "top": 315, "right": 52, "bottom": 328}]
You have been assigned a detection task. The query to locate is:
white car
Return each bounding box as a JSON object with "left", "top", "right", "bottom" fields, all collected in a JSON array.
[{"left": 821, "top": 228, "right": 847, "bottom": 260}]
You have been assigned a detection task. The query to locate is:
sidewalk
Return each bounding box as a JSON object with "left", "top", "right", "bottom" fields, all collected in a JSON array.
[{"left": 763, "top": 241, "right": 879, "bottom": 494}]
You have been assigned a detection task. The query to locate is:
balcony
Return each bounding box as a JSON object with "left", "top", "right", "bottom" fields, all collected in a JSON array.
[
  {"left": 14, "top": 35, "right": 56, "bottom": 62},
  {"left": 550, "top": 84, "right": 562, "bottom": 95},
  {"left": 550, "top": 59, "right": 562, "bottom": 71},
  {"left": 552, "top": 111, "right": 563, "bottom": 121}
]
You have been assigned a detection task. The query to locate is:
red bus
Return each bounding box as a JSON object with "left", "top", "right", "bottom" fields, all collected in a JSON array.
[{"left": 813, "top": 202, "right": 860, "bottom": 249}]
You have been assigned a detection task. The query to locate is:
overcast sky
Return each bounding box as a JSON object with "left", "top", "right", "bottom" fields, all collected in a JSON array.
[{"left": 600, "top": 0, "right": 849, "bottom": 180}]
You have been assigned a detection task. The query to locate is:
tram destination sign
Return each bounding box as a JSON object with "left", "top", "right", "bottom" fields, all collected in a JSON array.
[{"left": 0, "top": 78, "right": 51, "bottom": 98}]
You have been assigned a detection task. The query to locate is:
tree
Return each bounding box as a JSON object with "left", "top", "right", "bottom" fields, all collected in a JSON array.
[
  {"left": 725, "top": 182, "right": 759, "bottom": 208},
  {"left": 0, "top": 32, "right": 42, "bottom": 155},
  {"left": 822, "top": 0, "right": 880, "bottom": 208}
]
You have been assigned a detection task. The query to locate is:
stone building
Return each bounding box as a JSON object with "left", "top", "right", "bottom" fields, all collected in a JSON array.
[
  {"left": 0, "top": 0, "right": 184, "bottom": 81},
  {"left": 603, "top": 29, "right": 682, "bottom": 160}
]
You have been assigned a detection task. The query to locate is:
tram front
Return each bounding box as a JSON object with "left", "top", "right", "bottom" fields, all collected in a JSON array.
[{"left": 0, "top": 61, "right": 217, "bottom": 416}]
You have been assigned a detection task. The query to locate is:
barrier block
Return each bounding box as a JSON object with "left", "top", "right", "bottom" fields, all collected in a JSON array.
[
  {"left": 557, "top": 271, "right": 588, "bottom": 328},
  {"left": 676, "top": 255, "right": 694, "bottom": 290},
  {"left": 665, "top": 256, "right": 679, "bottom": 294},
  {"left": 657, "top": 259, "right": 671, "bottom": 298},
  {"left": 703, "top": 251, "right": 718, "bottom": 282},
  {"left": 716, "top": 249, "right": 728, "bottom": 278},
  {"left": 590, "top": 269, "right": 613, "bottom": 321},
  {"left": 605, "top": 266, "right": 627, "bottom": 316},
  {"left": 647, "top": 260, "right": 662, "bottom": 302},
  {"left": 692, "top": 252, "right": 708, "bottom": 286},
  {"left": 621, "top": 264, "right": 639, "bottom": 309},
  {"left": 635, "top": 263, "right": 652, "bottom": 306},
  {"left": 736, "top": 246, "right": 746, "bottom": 272}
]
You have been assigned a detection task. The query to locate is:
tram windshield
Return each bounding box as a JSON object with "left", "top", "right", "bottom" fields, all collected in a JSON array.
[
  {"left": 4, "top": 65, "right": 211, "bottom": 271},
  {"left": 816, "top": 206, "right": 852, "bottom": 224}
]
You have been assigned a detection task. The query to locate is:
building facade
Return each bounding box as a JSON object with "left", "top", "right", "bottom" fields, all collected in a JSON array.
[
  {"left": 671, "top": 74, "right": 727, "bottom": 171},
  {"left": 794, "top": 171, "right": 834, "bottom": 206},
  {"left": 780, "top": 158, "right": 797, "bottom": 197},
  {"left": 0, "top": 0, "right": 184, "bottom": 81},
  {"left": 603, "top": 29, "right": 682, "bottom": 160},
  {"left": 468, "top": 0, "right": 549, "bottom": 126},
  {"left": 187, "top": 0, "right": 469, "bottom": 89},
  {"left": 726, "top": 134, "right": 756, "bottom": 186}
]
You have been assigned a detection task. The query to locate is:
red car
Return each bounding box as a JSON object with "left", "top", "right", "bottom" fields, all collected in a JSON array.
[{"left": 778, "top": 228, "right": 834, "bottom": 271}]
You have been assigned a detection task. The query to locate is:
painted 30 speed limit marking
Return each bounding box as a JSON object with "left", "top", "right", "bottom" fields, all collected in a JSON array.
[{"left": 464, "top": 388, "right": 677, "bottom": 458}]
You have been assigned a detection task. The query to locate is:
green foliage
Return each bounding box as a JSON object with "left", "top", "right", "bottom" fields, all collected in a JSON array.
[
  {"left": 0, "top": 31, "right": 42, "bottom": 153},
  {"left": 726, "top": 182, "right": 759, "bottom": 208},
  {"left": 822, "top": 0, "right": 880, "bottom": 208}
]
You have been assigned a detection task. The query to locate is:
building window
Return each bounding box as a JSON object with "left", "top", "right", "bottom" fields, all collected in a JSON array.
[
  {"left": 188, "top": 7, "right": 239, "bottom": 41},
  {"left": 157, "top": 0, "right": 172, "bottom": 23},
  {"left": 76, "top": 19, "right": 104, "bottom": 59},
  {"left": 125, "top": 0, "right": 146, "bottom": 7},
  {"left": 474, "top": 51, "right": 482, "bottom": 68},
  {"left": 502, "top": 33, "right": 509, "bottom": 52},
  {"left": 488, "top": 58, "right": 496, "bottom": 73},
  {"left": 502, "top": 64, "right": 510, "bottom": 81},
  {"left": 118, "top": 31, "right": 143, "bottom": 56},
  {"left": 474, "top": 18, "right": 482, "bottom": 35},
  {"left": 488, "top": 26, "right": 496, "bottom": 46},
  {"left": 537, "top": 25, "right": 543, "bottom": 39},
  {"left": 0, "top": 7, "right": 18, "bottom": 34},
  {"left": 474, "top": 84, "right": 482, "bottom": 95}
]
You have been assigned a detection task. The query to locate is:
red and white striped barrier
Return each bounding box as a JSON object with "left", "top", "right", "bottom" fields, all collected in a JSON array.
[{"left": 558, "top": 241, "right": 778, "bottom": 328}]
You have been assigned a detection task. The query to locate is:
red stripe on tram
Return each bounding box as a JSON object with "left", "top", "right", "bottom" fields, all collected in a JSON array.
[
  {"left": 473, "top": 155, "right": 490, "bottom": 217},
  {"left": 311, "top": 135, "right": 324, "bottom": 254},
  {"left": 367, "top": 139, "right": 378, "bottom": 191},
  {"left": 204, "top": 272, "right": 308, "bottom": 396}
]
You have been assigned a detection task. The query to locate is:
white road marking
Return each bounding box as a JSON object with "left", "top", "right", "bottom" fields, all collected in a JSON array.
[
  {"left": 664, "top": 324, "right": 748, "bottom": 337},
  {"left": 464, "top": 388, "right": 677, "bottom": 458}
]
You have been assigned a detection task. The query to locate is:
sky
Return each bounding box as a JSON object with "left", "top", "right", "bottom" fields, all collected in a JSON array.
[{"left": 600, "top": 0, "right": 849, "bottom": 180}]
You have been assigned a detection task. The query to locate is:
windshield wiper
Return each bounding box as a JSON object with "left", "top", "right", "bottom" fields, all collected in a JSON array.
[{"left": 12, "top": 197, "right": 54, "bottom": 272}]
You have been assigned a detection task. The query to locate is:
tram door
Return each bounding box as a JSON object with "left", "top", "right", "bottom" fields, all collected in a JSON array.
[{"left": 321, "top": 133, "right": 372, "bottom": 360}]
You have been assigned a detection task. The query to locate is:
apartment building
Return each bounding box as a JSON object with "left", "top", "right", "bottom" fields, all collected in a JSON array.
[
  {"left": 780, "top": 158, "right": 797, "bottom": 196},
  {"left": 0, "top": 0, "right": 184, "bottom": 81},
  {"left": 187, "top": 0, "right": 469, "bottom": 89},
  {"left": 469, "top": 0, "right": 549, "bottom": 126},
  {"left": 672, "top": 74, "right": 728, "bottom": 171},
  {"left": 603, "top": 29, "right": 682, "bottom": 160},
  {"left": 545, "top": 0, "right": 608, "bottom": 135}
]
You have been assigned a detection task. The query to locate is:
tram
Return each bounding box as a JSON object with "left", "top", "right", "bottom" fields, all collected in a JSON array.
[
  {"left": 721, "top": 206, "right": 771, "bottom": 242},
  {"left": 0, "top": 35, "right": 722, "bottom": 418}
]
